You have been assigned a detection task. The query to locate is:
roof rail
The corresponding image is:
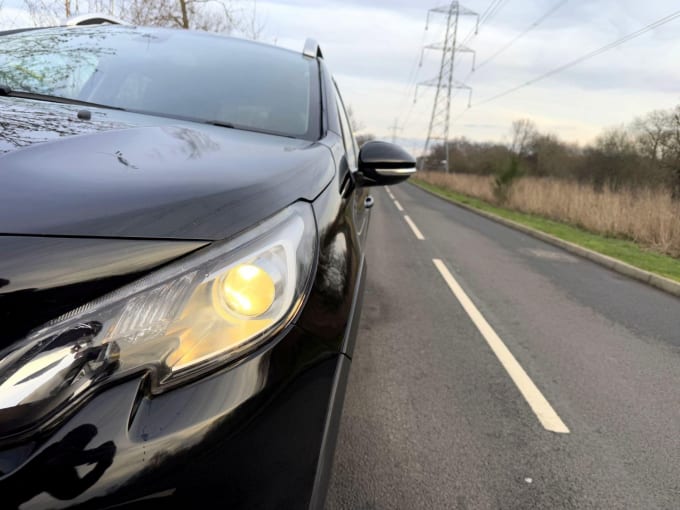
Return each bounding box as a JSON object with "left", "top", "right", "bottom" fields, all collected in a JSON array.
[
  {"left": 303, "top": 38, "right": 323, "bottom": 59},
  {"left": 66, "top": 13, "right": 126, "bottom": 26}
]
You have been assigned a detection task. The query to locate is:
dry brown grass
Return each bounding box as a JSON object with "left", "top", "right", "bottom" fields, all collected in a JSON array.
[{"left": 418, "top": 171, "right": 680, "bottom": 258}]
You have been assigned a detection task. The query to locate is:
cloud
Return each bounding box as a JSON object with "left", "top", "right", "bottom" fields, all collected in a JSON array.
[{"left": 259, "top": 0, "right": 680, "bottom": 150}]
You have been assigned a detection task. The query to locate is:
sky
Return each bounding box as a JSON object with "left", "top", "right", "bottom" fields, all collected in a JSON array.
[{"left": 2, "top": 0, "right": 680, "bottom": 154}]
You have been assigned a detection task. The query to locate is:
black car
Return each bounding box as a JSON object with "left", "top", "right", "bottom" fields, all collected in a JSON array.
[{"left": 0, "top": 16, "right": 415, "bottom": 510}]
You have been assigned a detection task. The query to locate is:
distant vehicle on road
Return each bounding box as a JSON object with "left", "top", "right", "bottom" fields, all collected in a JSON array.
[{"left": 0, "top": 17, "right": 415, "bottom": 509}]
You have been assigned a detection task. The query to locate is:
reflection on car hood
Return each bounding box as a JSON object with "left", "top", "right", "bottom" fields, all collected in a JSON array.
[{"left": 0, "top": 97, "right": 334, "bottom": 240}]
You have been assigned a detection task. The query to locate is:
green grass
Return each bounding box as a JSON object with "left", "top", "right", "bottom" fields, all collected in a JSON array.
[{"left": 412, "top": 178, "right": 680, "bottom": 283}]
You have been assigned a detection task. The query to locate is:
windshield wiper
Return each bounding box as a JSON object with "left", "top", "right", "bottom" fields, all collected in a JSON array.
[
  {"left": 0, "top": 85, "right": 126, "bottom": 111},
  {"left": 205, "top": 120, "right": 235, "bottom": 129},
  {"left": 204, "top": 119, "right": 297, "bottom": 139}
]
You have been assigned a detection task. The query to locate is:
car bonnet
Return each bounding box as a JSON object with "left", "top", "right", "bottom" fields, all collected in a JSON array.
[{"left": 0, "top": 98, "right": 334, "bottom": 240}]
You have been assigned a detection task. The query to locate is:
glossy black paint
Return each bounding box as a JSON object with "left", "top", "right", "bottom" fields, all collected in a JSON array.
[
  {"left": 0, "top": 236, "right": 207, "bottom": 347},
  {"left": 0, "top": 24, "right": 411, "bottom": 510},
  {"left": 1, "top": 326, "right": 342, "bottom": 509},
  {"left": 357, "top": 140, "right": 417, "bottom": 186},
  {"left": 0, "top": 202, "right": 361, "bottom": 508},
  {"left": 0, "top": 97, "right": 333, "bottom": 240}
]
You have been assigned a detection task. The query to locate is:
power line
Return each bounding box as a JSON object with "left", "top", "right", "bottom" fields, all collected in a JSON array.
[
  {"left": 397, "top": 26, "right": 430, "bottom": 113},
  {"left": 413, "top": 0, "right": 496, "bottom": 100},
  {"left": 456, "top": 0, "right": 507, "bottom": 61},
  {"left": 418, "top": 1, "right": 478, "bottom": 172},
  {"left": 475, "top": 9, "right": 680, "bottom": 107},
  {"left": 480, "top": 0, "right": 511, "bottom": 27},
  {"left": 399, "top": 24, "right": 448, "bottom": 132},
  {"left": 389, "top": 118, "right": 403, "bottom": 143},
  {"left": 456, "top": 0, "right": 499, "bottom": 47},
  {"left": 476, "top": 0, "right": 569, "bottom": 70},
  {"left": 411, "top": 2, "right": 482, "bottom": 108},
  {"left": 478, "top": 0, "right": 503, "bottom": 25},
  {"left": 400, "top": 0, "right": 499, "bottom": 151},
  {"left": 447, "top": 8, "right": 680, "bottom": 132}
]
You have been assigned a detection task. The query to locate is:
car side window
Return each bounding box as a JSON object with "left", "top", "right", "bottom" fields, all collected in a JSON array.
[{"left": 334, "top": 84, "right": 357, "bottom": 169}]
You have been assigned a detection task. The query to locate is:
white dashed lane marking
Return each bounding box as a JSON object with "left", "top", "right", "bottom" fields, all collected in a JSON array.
[
  {"left": 433, "top": 258, "right": 570, "bottom": 434},
  {"left": 404, "top": 215, "right": 425, "bottom": 240}
]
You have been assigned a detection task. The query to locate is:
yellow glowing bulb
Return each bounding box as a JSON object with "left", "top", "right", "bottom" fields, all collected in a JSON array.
[{"left": 220, "top": 264, "right": 275, "bottom": 317}]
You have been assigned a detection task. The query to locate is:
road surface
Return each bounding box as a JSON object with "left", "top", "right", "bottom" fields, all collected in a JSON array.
[{"left": 325, "top": 182, "right": 680, "bottom": 509}]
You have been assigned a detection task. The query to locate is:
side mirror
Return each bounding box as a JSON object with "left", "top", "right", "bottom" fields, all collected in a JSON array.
[{"left": 356, "top": 141, "right": 416, "bottom": 187}]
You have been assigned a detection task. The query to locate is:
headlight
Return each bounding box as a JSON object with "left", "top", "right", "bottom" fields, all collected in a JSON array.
[{"left": 0, "top": 203, "right": 316, "bottom": 435}]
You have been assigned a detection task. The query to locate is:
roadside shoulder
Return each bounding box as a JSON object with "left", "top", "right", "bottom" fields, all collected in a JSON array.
[{"left": 410, "top": 180, "right": 680, "bottom": 299}]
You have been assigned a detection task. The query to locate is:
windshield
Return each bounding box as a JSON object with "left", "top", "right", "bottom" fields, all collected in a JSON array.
[{"left": 0, "top": 26, "right": 319, "bottom": 139}]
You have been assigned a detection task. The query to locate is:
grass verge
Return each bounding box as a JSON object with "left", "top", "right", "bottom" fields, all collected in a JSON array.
[{"left": 411, "top": 178, "right": 680, "bottom": 283}]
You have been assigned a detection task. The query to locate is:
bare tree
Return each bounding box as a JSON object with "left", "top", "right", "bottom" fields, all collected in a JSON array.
[
  {"left": 21, "top": 0, "right": 118, "bottom": 24},
  {"left": 594, "top": 126, "right": 636, "bottom": 156},
  {"left": 657, "top": 106, "right": 680, "bottom": 196},
  {"left": 22, "top": 0, "right": 60, "bottom": 25},
  {"left": 509, "top": 118, "right": 537, "bottom": 157},
  {"left": 22, "top": 0, "right": 261, "bottom": 36},
  {"left": 345, "top": 105, "right": 364, "bottom": 134},
  {"left": 121, "top": 0, "right": 240, "bottom": 32},
  {"left": 528, "top": 133, "right": 580, "bottom": 178},
  {"left": 240, "top": 0, "right": 264, "bottom": 40},
  {"left": 632, "top": 109, "right": 670, "bottom": 161},
  {"left": 355, "top": 133, "right": 375, "bottom": 147},
  {"left": 632, "top": 106, "right": 680, "bottom": 195}
]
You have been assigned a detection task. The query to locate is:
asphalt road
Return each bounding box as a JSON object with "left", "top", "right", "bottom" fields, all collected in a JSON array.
[{"left": 325, "top": 182, "right": 680, "bottom": 510}]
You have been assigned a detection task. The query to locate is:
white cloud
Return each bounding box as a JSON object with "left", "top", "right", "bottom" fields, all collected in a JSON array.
[{"left": 259, "top": 0, "right": 680, "bottom": 151}]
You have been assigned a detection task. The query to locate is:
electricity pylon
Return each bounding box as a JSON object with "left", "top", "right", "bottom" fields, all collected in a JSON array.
[
  {"left": 417, "top": 2, "right": 478, "bottom": 172},
  {"left": 389, "top": 118, "right": 403, "bottom": 144}
]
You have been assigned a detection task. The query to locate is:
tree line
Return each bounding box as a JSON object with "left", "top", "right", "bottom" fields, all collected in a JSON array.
[
  {"left": 7, "top": 1, "right": 261, "bottom": 38},
  {"left": 419, "top": 104, "right": 680, "bottom": 197}
]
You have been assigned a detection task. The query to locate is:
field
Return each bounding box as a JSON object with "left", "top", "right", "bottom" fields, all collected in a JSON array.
[{"left": 416, "top": 171, "right": 680, "bottom": 258}]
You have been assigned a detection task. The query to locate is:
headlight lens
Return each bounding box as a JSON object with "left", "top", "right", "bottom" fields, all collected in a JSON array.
[
  {"left": 0, "top": 202, "right": 316, "bottom": 435},
  {"left": 218, "top": 263, "right": 276, "bottom": 317}
]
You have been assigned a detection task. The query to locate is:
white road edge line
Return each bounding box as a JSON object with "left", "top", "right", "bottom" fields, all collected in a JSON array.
[
  {"left": 432, "top": 259, "right": 570, "bottom": 434},
  {"left": 403, "top": 215, "right": 425, "bottom": 240},
  {"left": 393, "top": 200, "right": 404, "bottom": 212}
]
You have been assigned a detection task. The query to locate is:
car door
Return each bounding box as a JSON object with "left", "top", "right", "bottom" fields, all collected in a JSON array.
[{"left": 333, "top": 83, "right": 370, "bottom": 249}]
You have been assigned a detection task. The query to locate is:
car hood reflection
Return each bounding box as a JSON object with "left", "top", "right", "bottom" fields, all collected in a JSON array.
[
  {"left": 5, "top": 424, "right": 115, "bottom": 508},
  {"left": 0, "top": 97, "right": 334, "bottom": 241}
]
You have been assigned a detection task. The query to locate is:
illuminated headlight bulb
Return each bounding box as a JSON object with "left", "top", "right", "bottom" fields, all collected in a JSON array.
[{"left": 220, "top": 264, "right": 276, "bottom": 317}]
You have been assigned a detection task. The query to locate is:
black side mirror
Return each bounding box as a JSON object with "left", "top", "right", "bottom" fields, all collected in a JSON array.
[{"left": 356, "top": 141, "right": 416, "bottom": 187}]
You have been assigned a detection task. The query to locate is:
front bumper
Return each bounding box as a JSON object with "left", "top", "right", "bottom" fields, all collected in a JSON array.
[
  {"left": 0, "top": 205, "right": 368, "bottom": 510},
  {"left": 0, "top": 323, "right": 346, "bottom": 509}
]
